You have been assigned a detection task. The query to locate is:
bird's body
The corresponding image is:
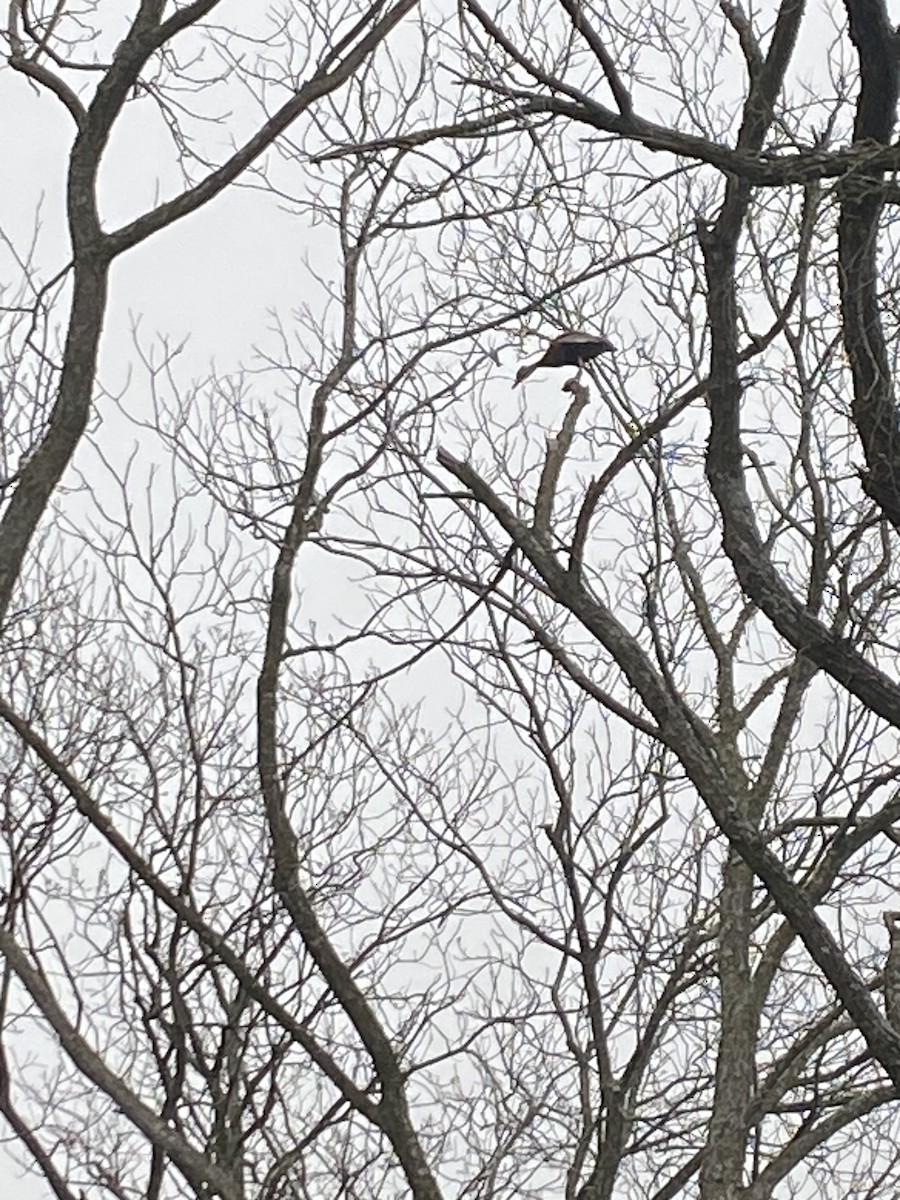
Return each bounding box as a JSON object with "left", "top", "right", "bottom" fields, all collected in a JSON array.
[
  {"left": 514, "top": 330, "right": 614, "bottom": 386},
  {"left": 884, "top": 911, "right": 900, "bottom": 1027}
]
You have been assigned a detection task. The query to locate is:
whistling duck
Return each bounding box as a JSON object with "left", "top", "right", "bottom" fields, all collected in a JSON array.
[{"left": 514, "top": 330, "right": 614, "bottom": 386}]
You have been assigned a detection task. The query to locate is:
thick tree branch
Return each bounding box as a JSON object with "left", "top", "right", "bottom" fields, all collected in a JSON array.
[
  {"left": 105, "top": 0, "right": 419, "bottom": 257},
  {"left": 257, "top": 364, "right": 443, "bottom": 1200},
  {"left": 534, "top": 383, "right": 590, "bottom": 540},
  {"left": 0, "top": 695, "right": 380, "bottom": 1121},
  {"left": 837, "top": 0, "right": 900, "bottom": 527},
  {"left": 0, "top": 927, "right": 243, "bottom": 1200},
  {"left": 437, "top": 447, "right": 900, "bottom": 1089},
  {"left": 0, "top": 0, "right": 418, "bottom": 627},
  {"left": 0, "top": 258, "right": 109, "bottom": 625},
  {"left": 5, "top": 54, "right": 86, "bottom": 126},
  {"left": 741, "top": 1085, "right": 896, "bottom": 1199}
]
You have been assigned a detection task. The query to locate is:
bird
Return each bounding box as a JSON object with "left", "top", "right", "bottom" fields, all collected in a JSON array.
[
  {"left": 883, "top": 911, "right": 900, "bottom": 1028},
  {"left": 514, "top": 330, "right": 614, "bottom": 386}
]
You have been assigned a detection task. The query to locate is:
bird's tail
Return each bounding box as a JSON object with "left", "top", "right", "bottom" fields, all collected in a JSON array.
[{"left": 514, "top": 359, "right": 538, "bottom": 386}]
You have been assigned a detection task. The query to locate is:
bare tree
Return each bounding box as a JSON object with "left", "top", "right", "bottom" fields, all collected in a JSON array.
[{"left": 4, "top": 1, "right": 900, "bottom": 1199}]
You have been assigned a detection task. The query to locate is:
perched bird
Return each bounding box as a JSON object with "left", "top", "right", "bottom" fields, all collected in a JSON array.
[
  {"left": 884, "top": 911, "right": 900, "bottom": 1028},
  {"left": 514, "top": 330, "right": 614, "bottom": 386}
]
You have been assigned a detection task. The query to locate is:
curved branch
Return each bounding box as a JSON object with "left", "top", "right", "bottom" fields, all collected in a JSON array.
[
  {"left": 837, "top": 0, "right": 900, "bottom": 526},
  {"left": 6, "top": 0, "right": 86, "bottom": 125},
  {"left": 0, "top": 0, "right": 419, "bottom": 626},
  {"left": 0, "top": 695, "right": 379, "bottom": 1120},
  {"left": 257, "top": 354, "right": 443, "bottom": 1199},
  {"left": 105, "top": 0, "right": 419, "bottom": 257},
  {"left": 437, "top": 446, "right": 900, "bottom": 1089},
  {"left": 0, "top": 927, "right": 243, "bottom": 1200}
]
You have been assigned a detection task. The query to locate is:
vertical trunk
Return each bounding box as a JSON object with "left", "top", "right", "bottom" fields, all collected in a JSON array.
[{"left": 700, "top": 852, "right": 756, "bottom": 1200}]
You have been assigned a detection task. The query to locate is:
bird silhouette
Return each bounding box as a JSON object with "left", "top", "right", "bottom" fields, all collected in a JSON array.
[{"left": 514, "top": 330, "right": 614, "bottom": 386}]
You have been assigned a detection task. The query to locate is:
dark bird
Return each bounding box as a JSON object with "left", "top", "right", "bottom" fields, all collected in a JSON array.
[
  {"left": 884, "top": 911, "right": 900, "bottom": 1028},
  {"left": 514, "top": 330, "right": 614, "bottom": 386}
]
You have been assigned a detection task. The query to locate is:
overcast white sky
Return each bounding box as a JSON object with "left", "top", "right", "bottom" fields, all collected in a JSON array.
[{"left": 4, "top": 2, "right": 899, "bottom": 1197}]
